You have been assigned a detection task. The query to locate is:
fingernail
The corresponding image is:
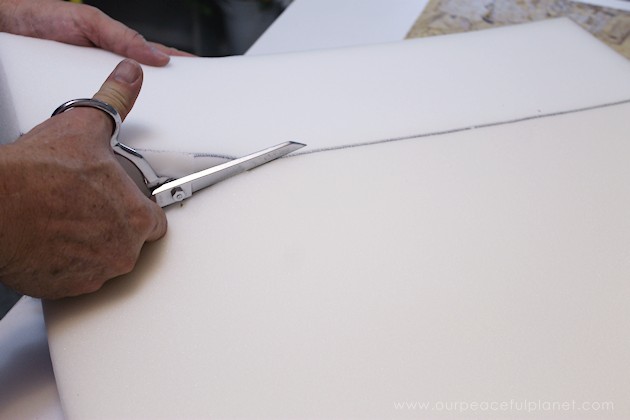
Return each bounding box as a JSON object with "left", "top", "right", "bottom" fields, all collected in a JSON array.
[
  {"left": 150, "top": 46, "right": 170, "bottom": 63},
  {"left": 113, "top": 59, "right": 142, "bottom": 84}
]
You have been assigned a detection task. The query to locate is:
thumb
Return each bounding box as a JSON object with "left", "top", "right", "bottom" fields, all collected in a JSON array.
[{"left": 93, "top": 59, "right": 143, "bottom": 122}]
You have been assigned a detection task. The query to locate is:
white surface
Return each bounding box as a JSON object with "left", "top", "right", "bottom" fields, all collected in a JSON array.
[
  {"left": 2, "top": 18, "right": 630, "bottom": 419},
  {"left": 248, "top": 0, "right": 429, "bottom": 55},
  {"left": 0, "top": 57, "right": 19, "bottom": 144},
  {"left": 0, "top": 298, "right": 64, "bottom": 420},
  {"left": 571, "top": 0, "right": 630, "bottom": 12},
  {"left": 1, "top": 20, "right": 629, "bottom": 161},
  {"left": 48, "top": 100, "right": 630, "bottom": 418}
]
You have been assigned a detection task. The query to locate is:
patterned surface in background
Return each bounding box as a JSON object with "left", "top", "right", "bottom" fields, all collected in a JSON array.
[{"left": 408, "top": 0, "right": 630, "bottom": 59}]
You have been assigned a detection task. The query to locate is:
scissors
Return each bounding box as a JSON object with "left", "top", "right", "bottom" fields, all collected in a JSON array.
[{"left": 52, "top": 99, "right": 305, "bottom": 207}]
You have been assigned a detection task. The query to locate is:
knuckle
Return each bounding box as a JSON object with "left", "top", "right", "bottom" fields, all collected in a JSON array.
[
  {"left": 81, "top": 277, "right": 107, "bottom": 295},
  {"left": 74, "top": 5, "right": 106, "bottom": 36},
  {"left": 123, "top": 30, "right": 146, "bottom": 54},
  {"left": 129, "top": 203, "right": 155, "bottom": 233},
  {"left": 128, "top": 197, "right": 165, "bottom": 237},
  {"left": 81, "top": 4, "right": 102, "bottom": 21},
  {"left": 127, "top": 30, "right": 145, "bottom": 44},
  {"left": 111, "top": 251, "right": 139, "bottom": 276}
]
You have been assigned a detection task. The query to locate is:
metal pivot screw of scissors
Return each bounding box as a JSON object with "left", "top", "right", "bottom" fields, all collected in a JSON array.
[
  {"left": 52, "top": 98, "right": 306, "bottom": 208},
  {"left": 171, "top": 187, "right": 186, "bottom": 202}
]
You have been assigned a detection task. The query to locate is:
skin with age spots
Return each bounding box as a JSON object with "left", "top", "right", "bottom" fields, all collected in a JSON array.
[{"left": 0, "top": 60, "right": 167, "bottom": 299}]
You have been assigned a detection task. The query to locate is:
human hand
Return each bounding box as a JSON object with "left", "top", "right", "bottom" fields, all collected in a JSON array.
[
  {"left": 0, "top": 0, "right": 193, "bottom": 66},
  {"left": 0, "top": 59, "right": 167, "bottom": 299}
]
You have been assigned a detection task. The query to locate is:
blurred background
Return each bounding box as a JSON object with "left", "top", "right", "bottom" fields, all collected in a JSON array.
[{"left": 82, "top": 0, "right": 293, "bottom": 56}]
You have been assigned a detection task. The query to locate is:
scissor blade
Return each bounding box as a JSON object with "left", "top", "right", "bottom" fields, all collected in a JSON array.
[{"left": 152, "top": 141, "right": 305, "bottom": 207}]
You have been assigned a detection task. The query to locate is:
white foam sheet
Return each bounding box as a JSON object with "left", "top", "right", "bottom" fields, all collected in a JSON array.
[
  {"left": 1, "top": 19, "right": 630, "bottom": 161},
  {"left": 0, "top": 58, "right": 19, "bottom": 144},
  {"left": 1, "top": 19, "right": 629, "bottom": 418},
  {"left": 46, "top": 102, "right": 630, "bottom": 418}
]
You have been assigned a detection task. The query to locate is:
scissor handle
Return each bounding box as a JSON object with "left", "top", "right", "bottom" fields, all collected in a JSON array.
[
  {"left": 52, "top": 98, "right": 122, "bottom": 148},
  {"left": 52, "top": 98, "right": 164, "bottom": 189}
]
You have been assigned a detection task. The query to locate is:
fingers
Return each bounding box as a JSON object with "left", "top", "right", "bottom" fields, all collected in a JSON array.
[
  {"left": 145, "top": 201, "right": 168, "bottom": 242},
  {"left": 117, "top": 32, "right": 171, "bottom": 67},
  {"left": 85, "top": 7, "right": 172, "bottom": 67},
  {"left": 5, "top": 1, "right": 183, "bottom": 67},
  {"left": 85, "top": 7, "right": 195, "bottom": 65},
  {"left": 93, "top": 59, "right": 143, "bottom": 122},
  {"left": 149, "top": 41, "right": 196, "bottom": 58},
  {"left": 92, "top": 59, "right": 168, "bottom": 243}
]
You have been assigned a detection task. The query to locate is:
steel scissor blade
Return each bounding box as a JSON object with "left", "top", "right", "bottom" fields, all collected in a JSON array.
[{"left": 152, "top": 141, "right": 305, "bottom": 207}]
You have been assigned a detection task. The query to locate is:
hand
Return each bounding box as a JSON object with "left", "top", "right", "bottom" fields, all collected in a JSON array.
[
  {"left": 0, "top": 0, "right": 193, "bottom": 66},
  {"left": 0, "top": 59, "right": 167, "bottom": 299}
]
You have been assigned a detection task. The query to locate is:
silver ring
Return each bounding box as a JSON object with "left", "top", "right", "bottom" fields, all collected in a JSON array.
[{"left": 52, "top": 98, "right": 122, "bottom": 147}]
